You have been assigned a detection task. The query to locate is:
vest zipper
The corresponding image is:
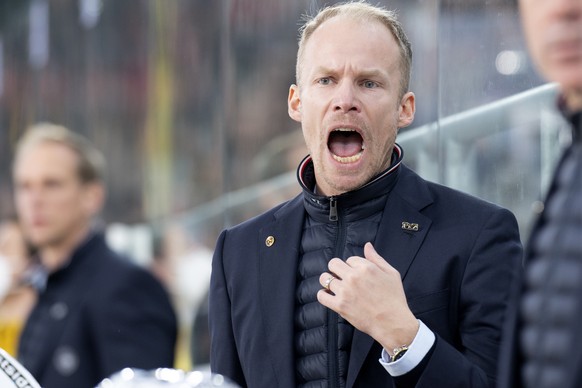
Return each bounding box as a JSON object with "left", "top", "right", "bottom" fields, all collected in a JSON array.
[
  {"left": 329, "top": 197, "right": 338, "bottom": 221},
  {"left": 328, "top": 196, "right": 345, "bottom": 388},
  {"left": 328, "top": 309, "right": 339, "bottom": 388}
]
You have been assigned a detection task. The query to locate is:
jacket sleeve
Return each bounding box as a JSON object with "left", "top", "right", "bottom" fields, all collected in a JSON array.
[
  {"left": 209, "top": 230, "right": 247, "bottom": 387},
  {"left": 88, "top": 265, "right": 177, "bottom": 378},
  {"left": 395, "top": 207, "right": 523, "bottom": 387}
]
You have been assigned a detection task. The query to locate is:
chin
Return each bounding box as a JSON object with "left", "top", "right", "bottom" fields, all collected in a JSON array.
[
  {"left": 27, "top": 231, "right": 52, "bottom": 248},
  {"left": 546, "top": 60, "right": 582, "bottom": 85},
  {"left": 562, "top": 77, "right": 582, "bottom": 95},
  {"left": 328, "top": 176, "right": 368, "bottom": 194}
]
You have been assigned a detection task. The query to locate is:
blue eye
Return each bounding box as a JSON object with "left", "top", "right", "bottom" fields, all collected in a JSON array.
[
  {"left": 318, "top": 78, "right": 331, "bottom": 85},
  {"left": 363, "top": 80, "right": 377, "bottom": 88}
]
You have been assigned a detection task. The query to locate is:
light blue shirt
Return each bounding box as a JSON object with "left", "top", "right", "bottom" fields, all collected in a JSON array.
[{"left": 378, "top": 320, "right": 435, "bottom": 376}]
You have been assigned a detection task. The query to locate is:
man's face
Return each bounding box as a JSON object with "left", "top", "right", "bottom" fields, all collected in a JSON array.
[
  {"left": 13, "top": 142, "right": 101, "bottom": 250},
  {"left": 288, "top": 16, "right": 415, "bottom": 196},
  {"left": 520, "top": 0, "right": 582, "bottom": 107}
]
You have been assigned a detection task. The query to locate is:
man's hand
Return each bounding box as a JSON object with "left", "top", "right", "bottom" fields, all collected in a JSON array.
[{"left": 317, "top": 242, "right": 418, "bottom": 354}]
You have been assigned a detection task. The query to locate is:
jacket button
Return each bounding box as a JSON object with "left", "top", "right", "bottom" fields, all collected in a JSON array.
[
  {"left": 265, "top": 236, "right": 275, "bottom": 247},
  {"left": 50, "top": 302, "right": 68, "bottom": 320},
  {"left": 532, "top": 201, "right": 544, "bottom": 214},
  {"left": 53, "top": 346, "right": 79, "bottom": 376}
]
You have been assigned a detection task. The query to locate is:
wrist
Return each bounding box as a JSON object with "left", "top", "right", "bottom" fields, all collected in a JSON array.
[
  {"left": 382, "top": 317, "right": 419, "bottom": 356},
  {"left": 379, "top": 321, "right": 436, "bottom": 375}
]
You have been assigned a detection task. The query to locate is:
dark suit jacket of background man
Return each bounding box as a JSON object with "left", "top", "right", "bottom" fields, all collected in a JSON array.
[
  {"left": 497, "top": 112, "right": 582, "bottom": 388},
  {"left": 18, "top": 232, "right": 177, "bottom": 388},
  {"left": 210, "top": 163, "right": 523, "bottom": 387}
]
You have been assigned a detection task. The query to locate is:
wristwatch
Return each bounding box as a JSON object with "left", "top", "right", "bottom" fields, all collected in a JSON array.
[{"left": 390, "top": 345, "right": 409, "bottom": 363}]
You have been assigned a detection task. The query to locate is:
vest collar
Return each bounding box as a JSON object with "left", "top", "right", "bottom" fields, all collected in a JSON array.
[{"left": 297, "top": 144, "right": 403, "bottom": 222}]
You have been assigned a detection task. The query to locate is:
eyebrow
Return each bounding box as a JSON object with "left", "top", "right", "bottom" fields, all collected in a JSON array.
[
  {"left": 359, "top": 69, "right": 389, "bottom": 80},
  {"left": 312, "top": 66, "right": 389, "bottom": 80}
]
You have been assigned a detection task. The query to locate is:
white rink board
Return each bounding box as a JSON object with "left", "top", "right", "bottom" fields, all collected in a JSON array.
[{"left": 0, "top": 348, "right": 41, "bottom": 388}]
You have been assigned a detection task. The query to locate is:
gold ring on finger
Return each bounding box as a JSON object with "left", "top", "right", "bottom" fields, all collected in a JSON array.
[{"left": 324, "top": 276, "right": 336, "bottom": 291}]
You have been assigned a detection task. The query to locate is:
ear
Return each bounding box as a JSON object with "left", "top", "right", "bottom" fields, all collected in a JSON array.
[
  {"left": 397, "top": 92, "right": 415, "bottom": 129},
  {"left": 82, "top": 182, "right": 105, "bottom": 217},
  {"left": 288, "top": 84, "right": 302, "bottom": 123}
]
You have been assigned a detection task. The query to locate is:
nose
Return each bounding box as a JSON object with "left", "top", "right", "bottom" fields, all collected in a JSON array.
[
  {"left": 332, "top": 81, "right": 361, "bottom": 113},
  {"left": 17, "top": 186, "right": 44, "bottom": 212}
]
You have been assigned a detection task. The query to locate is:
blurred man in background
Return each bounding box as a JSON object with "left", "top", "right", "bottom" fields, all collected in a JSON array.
[
  {"left": 497, "top": 1, "right": 582, "bottom": 387},
  {"left": 13, "top": 123, "right": 177, "bottom": 388},
  {"left": 210, "top": 2, "right": 522, "bottom": 387}
]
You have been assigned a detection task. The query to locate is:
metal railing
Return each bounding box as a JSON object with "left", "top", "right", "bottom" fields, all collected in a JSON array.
[{"left": 173, "top": 83, "right": 566, "bottom": 239}]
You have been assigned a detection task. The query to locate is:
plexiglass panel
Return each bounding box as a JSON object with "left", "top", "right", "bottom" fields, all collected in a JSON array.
[{"left": 0, "top": 0, "right": 566, "bottom": 370}]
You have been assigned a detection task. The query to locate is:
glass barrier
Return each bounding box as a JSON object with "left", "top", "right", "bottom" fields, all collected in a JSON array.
[
  {"left": 0, "top": 0, "right": 569, "bottom": 372},
  {"left": 173, "top": 83, "right": 568, "bottom": 246},
  {"left": 0, "top": 0, "right": 554, "bottom": 227}
]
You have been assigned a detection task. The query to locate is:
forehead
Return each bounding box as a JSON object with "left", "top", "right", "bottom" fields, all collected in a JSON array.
[
  {"left": 14, "top": 142, "right": 79, "bottom": 181},
  {"left": 302, "top": 15, "right": 399, "bottom": 71}
]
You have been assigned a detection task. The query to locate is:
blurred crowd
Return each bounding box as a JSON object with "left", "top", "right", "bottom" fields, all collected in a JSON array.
[{"left": 0, "top": 0, "right": 551, "bottom": 386}]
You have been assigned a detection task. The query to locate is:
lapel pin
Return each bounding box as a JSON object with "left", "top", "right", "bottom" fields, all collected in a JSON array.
[
  {"left": 265, "top": 235, "right": 275, "bottom": 247},
  {"left": 401, "top": 222, "right": 419, "bottom": 231}
]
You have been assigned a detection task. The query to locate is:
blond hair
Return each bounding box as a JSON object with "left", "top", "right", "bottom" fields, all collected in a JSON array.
[
  {"left": 296, "top": 1, "right": 412, "bottom": 97},
  {"left": 15, "top": 123, "right": 105, "bottom": 184}
]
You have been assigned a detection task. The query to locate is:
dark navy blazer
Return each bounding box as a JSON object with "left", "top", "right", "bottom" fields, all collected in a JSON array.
[
  {"left": 210, "top": 164, "right": 522, "bottom": 388},
  {"left": 18, "top": 233, "right": 177, "bottom": 388}
]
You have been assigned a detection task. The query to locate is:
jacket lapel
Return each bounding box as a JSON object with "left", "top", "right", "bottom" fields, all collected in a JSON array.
[
  {"left": 375, "top": 191, "right": 433, "bottom": 281},
  {"left": 258, "top": 195, "right": 305, "bottom": 388},
  {"left": 346, "top": 166, "right": 434, "bottom": 387}
]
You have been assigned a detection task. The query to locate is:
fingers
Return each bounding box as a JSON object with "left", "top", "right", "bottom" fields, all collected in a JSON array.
[
  {"left": 321, "top": 243, "right": 396, "bottom": 295},
  {"left": 319, "top": 272, "right": 339, "bottom": 293},
  {"left": 327, "top": 257, "right": 348, "bottom": 278},
  {"left": 317, "top": 288, "right": 334, "bottom": 308},
  {"left": 329, "top": 243, "right": 392, "bottom": 273},
  {"left": 324, "top": 243, "right": 388, "bottom": 285},
  {"left": 329, "top": 254, "right": 367, "bottom": 277},
  {"left": 363, "top": 242, "right": 393, "bottom": 273},
  {"left": 363, "top": 242, "right": 380, "bottom": 262}
]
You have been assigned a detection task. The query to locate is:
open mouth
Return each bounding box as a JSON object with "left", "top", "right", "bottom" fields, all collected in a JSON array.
[{"left": 328, "top": 128, "right": 365, "bottom": 163}]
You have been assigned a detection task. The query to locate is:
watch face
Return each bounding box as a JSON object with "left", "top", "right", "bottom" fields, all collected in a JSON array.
[{"left": 391, "top": 347, "right": 409, "bottom": 363}]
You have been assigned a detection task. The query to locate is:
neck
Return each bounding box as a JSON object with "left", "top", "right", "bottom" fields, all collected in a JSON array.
[
  {"left": 39, "top": 224, "right": 92, "bottom": 273},
  {"left": 563, "top": 87, "right": 582, "bottom": 112}
]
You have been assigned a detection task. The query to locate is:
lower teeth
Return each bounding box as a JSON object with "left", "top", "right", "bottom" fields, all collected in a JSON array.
[{"left": 332, "top": 151, "right": 363, "bottom": 163}]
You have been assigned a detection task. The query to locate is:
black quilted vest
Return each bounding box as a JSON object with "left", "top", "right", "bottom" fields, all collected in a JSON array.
[
  {"left": 519, "top": 110, "right": 582, "bottom": 388},
  {"left": 293, "top": 146, "right": 403, "bottom": 388}
]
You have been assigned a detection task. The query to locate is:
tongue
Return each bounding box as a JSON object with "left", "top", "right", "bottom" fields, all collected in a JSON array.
[{"left": 328, "top": 132, "right": 363, "bottom": 157}]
